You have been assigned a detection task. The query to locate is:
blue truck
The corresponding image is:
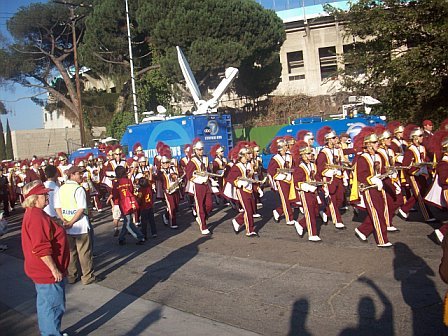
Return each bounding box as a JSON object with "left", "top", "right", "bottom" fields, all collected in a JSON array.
[
  {"left": 120, "top": 113, "right": 233, "bottom": 160},
  {"left": 260, "top": 114, "right": 387, "bottom": 168}
]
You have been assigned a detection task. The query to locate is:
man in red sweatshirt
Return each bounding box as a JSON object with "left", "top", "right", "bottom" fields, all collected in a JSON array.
[{"left": 21, "top": 180, "right": 70, "bottom": 336}]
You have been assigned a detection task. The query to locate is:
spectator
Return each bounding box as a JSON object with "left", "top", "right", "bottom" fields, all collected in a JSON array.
[
  {"left": 55, "top": 166, "right": 97, "bottom": 285},
  {"left": 0, "top": 166, "right": 10, "bottom": 217},
  {"left": 21, "top": 180, "right": 70, "bottom": 336},
  {"left": 43, "top": 165, "right": 60, "bottom": 219}
]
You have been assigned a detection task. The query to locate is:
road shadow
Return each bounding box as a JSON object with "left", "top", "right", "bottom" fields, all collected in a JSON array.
[
  {"left": 393, "top": 242, "right": 445, "bottom": 336},
  {"left": 339, "top": 277, "right": 394, "bottom": 336},
  {"left": 288, "top": 298, "right": 312, "bottom": 336},
  {"left": 66, "top": 236, "right": 210, "bottom": 335}
]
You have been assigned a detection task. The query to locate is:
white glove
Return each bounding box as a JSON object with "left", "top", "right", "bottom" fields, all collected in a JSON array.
[
  {"left": 308, "top": 185, "right": 317, "bottom": 193},
  {"left": 323, "top": 186, "right": 330, "bottom": 198},
  {"left": 236, "top": 180, "right": 248, "bottom": 189},
  {"left": 390, "top": 172, "right": 398, "bottom": 180},
  {"left": 258, "top": 189, "right": 264, "bottom": 198},
  {"left": 395, "top": 185, "right": 401, "bottom": 195},
  {"left": 343, "top": 178, "right": 349, "bottom": 187},
  {"left": 335, "top": 170, "right": 342, "bottom": 176},
  {"left": 301, "top": 183, "right": 310, "bottom": 192},
  {"left": 396, "top": 155, "right": 404, "bottom": 164},
  {"left": 17, "top": 182, "right": 24, "bottom": 187},
  {"left": 323, "top": 169, "right": 335, "bottom": 178},
  {"left": 371, "top": 176, "right": 383, "bottom": 191},
  {"left": 274, "top": 173, "right": 286, "bottom": 181}
]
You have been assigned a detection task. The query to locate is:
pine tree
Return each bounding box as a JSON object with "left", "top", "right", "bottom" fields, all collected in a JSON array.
[
  {"left": 5, "top": 119, "right": 14, "bottom": 160},
  {"left": 0, "top": 120, "right": 5, "bottom": 161}
]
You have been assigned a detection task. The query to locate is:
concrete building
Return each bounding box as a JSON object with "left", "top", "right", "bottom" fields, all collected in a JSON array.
[{"left": 273, "top": 1, "right": 353, "bottom": 96}]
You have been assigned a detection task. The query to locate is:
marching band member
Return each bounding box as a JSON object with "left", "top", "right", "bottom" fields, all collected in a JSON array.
[
  {"left": 210, "top": 144, "right": 227, "bottom": 205},
  {"left": 297, "top": 130, "right": 317, "bottom": 160},
  {"left": 227, "top": 144, "right": 258, "bottom": 237},
  {"left": 249, "top": 141, "right": 264, "bottom": 210},
  {"left": 267, "top": 137, "right": 296, "bottom": 226},
  {"left": 25, "top": 158, "right": 46, "bottom": 183},
  {"left": 422, "top": 120, "right": 434, "bottom": 160},
  {"left": 375, "top": 126, "right": 401, "bottom": 232},
  {"left": 292, "top": 141, "right": 319, "bottom": 241},
  {"left": 157, "top": 151, "right": 181, "bottom": 229},
  {"left": 353, "top": 129, "right": 392, "bottom": 248},
  {"left": 427, "top": 136, "right": 448, "bottom": 243},
  {"left": 315, "top": 126, "right": 345, "bottom": 229},
  {"left": 185, "top": 138, "right": 213, "bottom": 235},
  {"left": 86, "top": 154, "right": 103, "bottom": 212},
  {"left": 398, "top": 126, "right": 436, "bottom": 222},
  {"left": 56, "top": 153, "right": 71, "bottom": 184}
]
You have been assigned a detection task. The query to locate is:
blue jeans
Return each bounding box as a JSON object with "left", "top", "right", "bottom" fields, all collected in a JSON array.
[
  {"left": 35, "top": 280, "right": 66, "bottom": 336},
  {"left": 119, "top": 213, "right": 144, "bottom": 242}
]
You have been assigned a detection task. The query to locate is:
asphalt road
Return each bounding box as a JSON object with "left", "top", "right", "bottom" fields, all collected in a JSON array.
[{"left": 1, "top": 189, "right": 447, "bottom": 335}]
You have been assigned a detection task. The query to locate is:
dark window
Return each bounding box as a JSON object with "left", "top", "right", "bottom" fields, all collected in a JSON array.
[
  {"left": 286, "top": 51, "right": 305, "bottom": 80},
  {"left": 319, "top": 46, "right": 337, "bottom": 80}
]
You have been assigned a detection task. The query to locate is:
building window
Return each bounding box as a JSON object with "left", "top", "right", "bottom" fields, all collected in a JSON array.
[
  {"left": 286, "top": 51, "right": 305, "bottom": 81},
  {"left": 319, "top": 46, "right": 337, "bottom": 81}
]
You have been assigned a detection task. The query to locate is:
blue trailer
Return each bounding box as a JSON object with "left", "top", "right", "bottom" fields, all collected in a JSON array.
[
  {"left": 121, "top": 114, "right": 233, "bottom": 160},
  {"left": 261, "top": 114, "right": 386, "bottom": 168}
]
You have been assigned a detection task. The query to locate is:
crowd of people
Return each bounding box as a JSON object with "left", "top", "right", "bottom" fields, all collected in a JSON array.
[{"left": 1, "top": 117, "right": 447, "bottom": 335}]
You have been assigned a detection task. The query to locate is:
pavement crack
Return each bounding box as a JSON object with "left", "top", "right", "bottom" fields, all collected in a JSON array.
[{"left": 327, "top": 270, "right": 366, "bottom": 319}]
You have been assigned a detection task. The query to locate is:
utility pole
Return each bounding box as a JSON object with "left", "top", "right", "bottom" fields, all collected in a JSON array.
[
  {"left": 70, "top": 6, "right": 86, "bottom": 146},
  {"left": 125, "top": 0, "right": 139, "bottom": 124},
  {"left": 53, "top": 1, "right": 90, "bottom": 147}
]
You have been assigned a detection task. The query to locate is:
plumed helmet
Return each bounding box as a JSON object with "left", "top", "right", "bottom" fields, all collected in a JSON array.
[
  {"left": 126, "top": 157, "right": 135, "bottom": 166},
  {"left": 270, "top": 137, "right": 287, "bottom": 154},
  {"left": 296, "top": 130, "right": 310, "bottom": 141},
  {"left": 58, "top": 152, "right": 67, "bottom": 161},
  {"left": 156, "top": 141, "right": 166, "bottom": 152},
  {"left": 133, "top": 142, "right": 143, "bottom": 153},
  {"left": 183, "top": 144, "right": 192, "bottom": 153},
  {"left": 316, "top": 126, "right": 335, "bottom": 146},
  {"left": 284, "top": 135, "right": 296, "bottom": 146},
  {"left": 428, "top": 130, "right": 448, "bottom": 160},
  {"left": 249, "top": 141, "right": 260, "bottom": 151},
  {"left": 403, "top": 124, "right": 419, "bottom": 140},
  {"left": 440, "top": 118, "right": 448, "bottom": 131},
  {"left": 21, "top": 160, "right": 29, "bottom": 169},
  {"left": 210, "top": 144, "right": 223, "bottom": 157},
  {"left": 353, "top": 127, "right": 375, "bottom": 152},
  {"left": 113, "top": 145, "right": 123, "bottom": 155},
  {"left": 137, "top": 154, "right": 147, "bottom": 163},
  {"left": 374, "top": 125, "right": 391, "bottom": 141},
  {"left": 192, "top": 138, "right": 204, "bottom": 150},
  {"left": 386, "top": 121, "right": 403, "bottom": 134},
  {"left": 410, "top": 127, "right": 424, "bottom": 138},
  {"left": 364, "top": 132, "right": 378, "bottom": 144}
]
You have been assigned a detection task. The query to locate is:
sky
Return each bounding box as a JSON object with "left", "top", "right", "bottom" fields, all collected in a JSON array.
[{"left": 0, "top": 0, "right": 336, "bottom": 131}]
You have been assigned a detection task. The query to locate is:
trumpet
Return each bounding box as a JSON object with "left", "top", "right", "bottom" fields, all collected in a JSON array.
[
  {"left": 193, "top": 171, "right": 224, "bottom": 178},
  {"left": 326, "top": 164, "right": 354, "bottom": 171},
  {"left": 277, "top": 168, "right": 295, "bottom": 174},
  {"left": 167, "top": 174, "right": 185, "bottom": 194},
  {"left": 237, "top": 176, "right": 268, "bottom": 184},
  {"left": 307, "top": 180, "right": 328, "bottom": 187},
  {"left": 358, "top": 183, "right": 378, "bottom": 193}
]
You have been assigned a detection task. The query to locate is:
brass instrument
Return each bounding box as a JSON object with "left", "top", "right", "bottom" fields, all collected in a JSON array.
[
  {"left": 307, "top": 180, "right": 328, "bottom": 187},
  {"left": 358, "top": 183, "right": 378, "bottom": 193},
  {"left": 237, "top": 176, "right": 268, "bottom": 184},
  {"left": 167, "top": 174, "right": 185, "bottom": 194},
  {"left": 326, "top": 164, "right": 354, "bottom": 171},
  {"left": 193, "top": 171, "right": 224, "bottom": 178},
  {"left": 276, "top": 168, "right": 295, "bottom": 174}
]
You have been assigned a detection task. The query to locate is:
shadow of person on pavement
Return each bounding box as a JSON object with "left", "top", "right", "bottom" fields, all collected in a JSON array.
[
  {"left": 66, "top": 236, "right": 210, "bottom": 335},
  {"left": 393, "top": 242, "right": 443, "bottom": 336},
  {"left": 288, "top": 298, "right": 312, "bottom": 336},
  {"left": 339, "top": 276, "right": 394, "bottom": 336}
]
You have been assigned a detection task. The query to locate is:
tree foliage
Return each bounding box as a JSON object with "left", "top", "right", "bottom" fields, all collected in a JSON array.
[
  {"left": 0, "top": 1, "right": 93, "bottom": 133},
  {"left": 326, "top": 0, "right": 448, "bottom": 124},
  {"left": 5, "top": 120, "right": 13, "bottom": 160},
  {"left": 0, "top": 120, "right": 6, "bottom": 161},
  {"left": 137, "top": 0, "right": 285, "bottom": 100},
  {"left": 107, "top": 109, "right": 134, "bottom": 140}
]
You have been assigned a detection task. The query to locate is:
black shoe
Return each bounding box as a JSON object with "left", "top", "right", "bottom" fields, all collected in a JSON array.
[
  {"left": 136, "top": 239, "right": 146, "bottom": 245},
  {"left": 118, "top": 240, "right": 126, "bottom": 246}
]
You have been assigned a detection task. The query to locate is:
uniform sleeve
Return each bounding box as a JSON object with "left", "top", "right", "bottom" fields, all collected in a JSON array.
[
  {"left": 402, "top": 149, "right": 418, "bottom": 175},
  {"left": 267, "top": 158, "right": 279, "bottom": 178},
  {"left": 356, "top": 156, "right": 373, "bottom": 185},
  {"left": 315, "top": 151, "right": 330, "bottom": 180}
]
